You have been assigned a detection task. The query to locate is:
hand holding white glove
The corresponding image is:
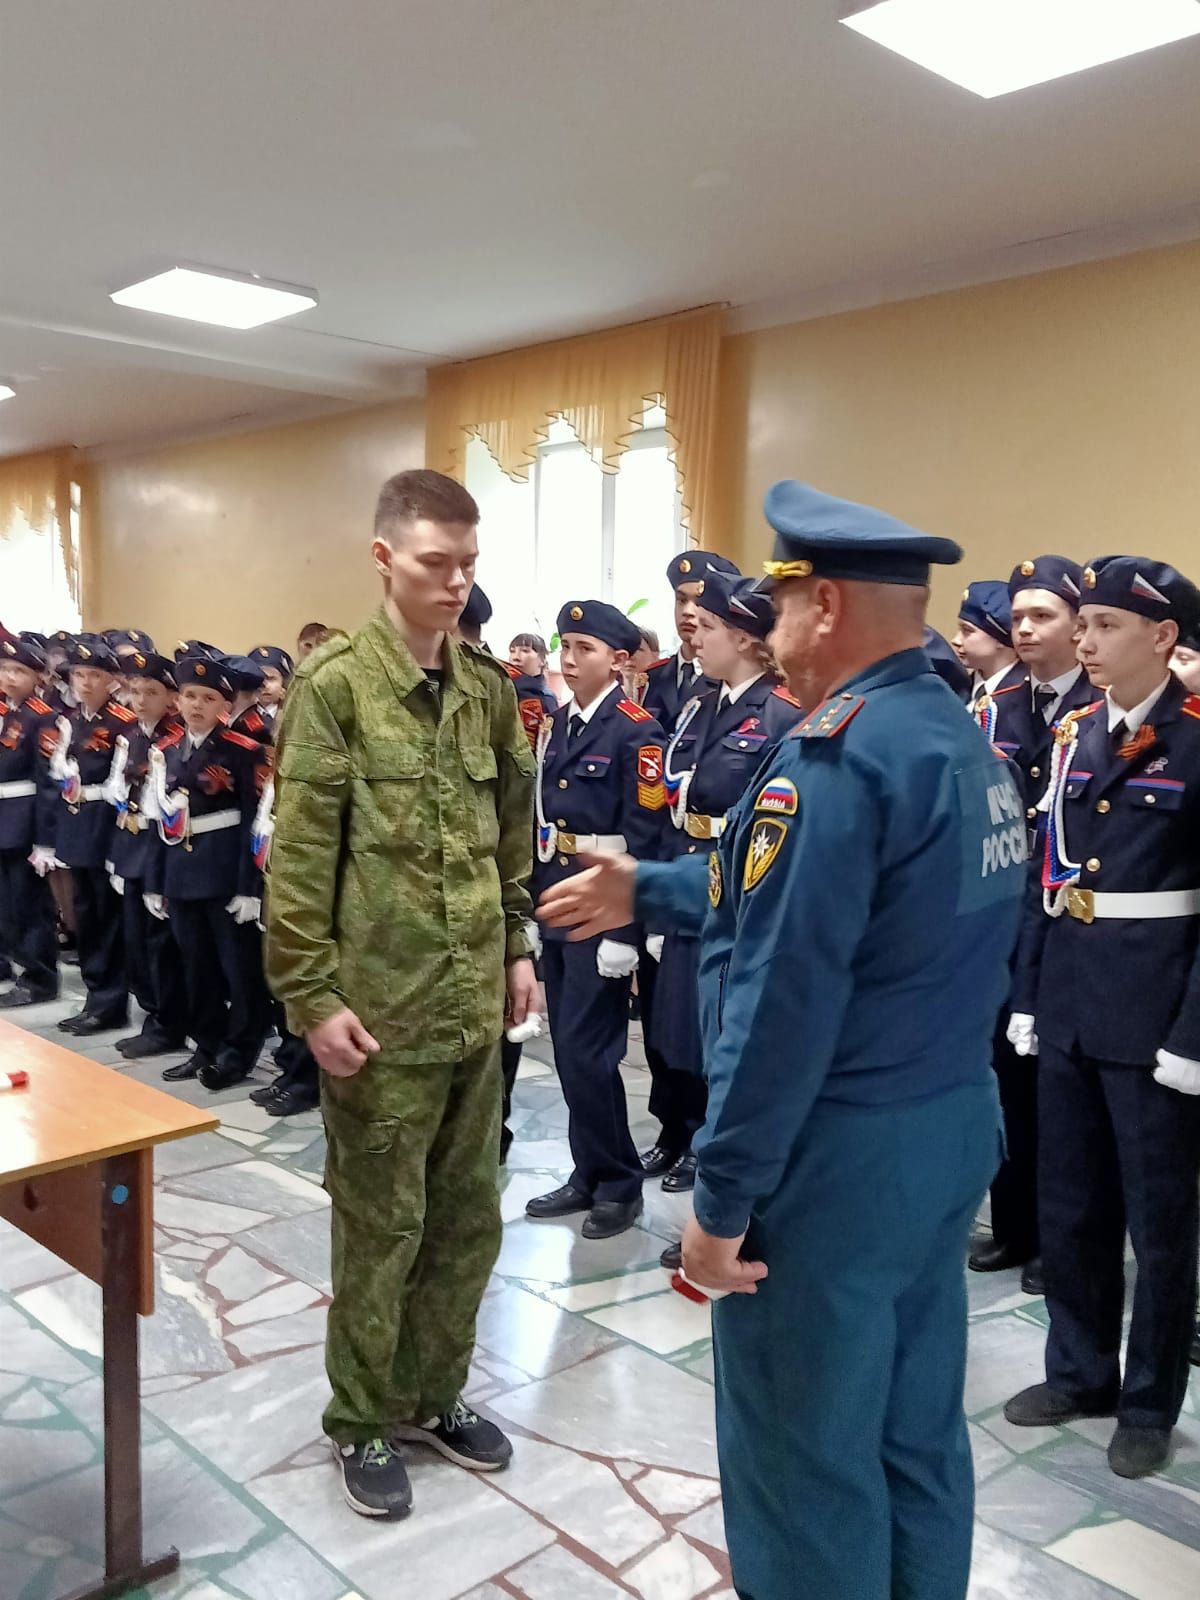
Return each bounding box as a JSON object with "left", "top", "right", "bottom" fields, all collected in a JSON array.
[
  {"left": 524, "top": 919, "right": 543, "bottom": 961},
  {"left": 1006, "top": 1012, "right": 1039, "bottom": 1058},
  {"left": 226, "top": 895, "right": 262, "bottom": 926},
  {"left": 143, "top": 893, "right": 168, "bottom": 921},
  {"left": 645, "top": 934, "right": 665, "bottom": 963},
  {"left": 506, "top": 1013, "right": 544, "bottom": 1044},
  {"left": 109, "top": 874, "right": 125, "bottom": 897},
  {"left": 596, "top": 938, "right": 639, "bottom": 979},
  {"left": 28, "top": 846, "right": 65, "bottom": 878},
  {"left": 1153, "top": 1049, "right": 1200, "bottom": 1096}
]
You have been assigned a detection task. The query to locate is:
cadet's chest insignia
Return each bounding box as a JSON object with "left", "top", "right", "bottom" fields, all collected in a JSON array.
[
  {"left": 198, "top": 763, "right": 234, "bottom": 796},
  {"left": 39, "top": 727, "right": 58, "bottom": 758},
  {"left": 0, "top": 721, "right": 19, "bottom": 749},
  {"left": 708, "top": 849, "right": 723, "bottom": 908},
  {"left": 1146, "top": 756, "right": 1168, "bottom": 775},
  {"left": 754, "top": 776, "right": 798, "bottom": 816},
  {"left": 743, "top": 816, "right": 787, "bottom": 891},
  {"left": 637, "top": 744, "right": 665, "bottom": 811},
  {"left": 791, "top": 693, "right": 865, "bottom": 739},
  {"left": 86, "top": 725, "right": 112, "bottom": 753}
]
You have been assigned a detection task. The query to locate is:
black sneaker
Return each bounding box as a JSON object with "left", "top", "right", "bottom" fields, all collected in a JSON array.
[
  {"left": 249, "top": 1081, "right": 285, "bottom": 1106},
  {"left": 331, "top": 1437, "right": 413, "bottom": 1519},
  {"left": 393, "top": 1399, "right": 513, "bottom": 1472}
]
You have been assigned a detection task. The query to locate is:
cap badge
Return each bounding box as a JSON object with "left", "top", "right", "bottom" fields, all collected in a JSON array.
[
  {"left": 570, "top": 605, "right": 583, "bottom": 622},
  {"left": 679, "top": 558, "right": 691, "bottom": 575},
  {"left": 196, "top": 663, "right": 206, "bottom": 676},
  {"left": 1083, "top": 567, "right": 1097, "bottom": 589},
  {"left": 79, "top": 646, "right": 90, "bottom": 660},
  {"left": 134, "top": 653, "right": 145, "bottom": 667},
  {"left": 1020, "top": 560, "right": 1036, "bottom": 578}
]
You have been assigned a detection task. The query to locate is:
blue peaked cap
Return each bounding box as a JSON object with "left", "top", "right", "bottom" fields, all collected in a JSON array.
[{"left": 763, "top": 482, "right": 961, "bottom": 587}]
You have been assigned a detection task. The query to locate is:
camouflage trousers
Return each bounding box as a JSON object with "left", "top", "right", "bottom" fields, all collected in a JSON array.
[{"left": 321, "top": 1039, "right": 503, "bottom": 1443}]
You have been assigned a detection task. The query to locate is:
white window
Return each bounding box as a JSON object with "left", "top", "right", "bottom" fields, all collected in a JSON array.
[
  {"left": 468, "top": 402, "right": 686, "bottom": 665},
  {"left": 0, "top": 481, "right": 83, "bottom": 632}
]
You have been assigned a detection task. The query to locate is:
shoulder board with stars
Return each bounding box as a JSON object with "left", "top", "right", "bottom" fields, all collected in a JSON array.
[
  {"left": 771, "top": 685, "right": 804, "bottom": 709},
  {"left": 107, "top": 701, "right": 137, "bottom": 723},
  {"left": 26, "top": 696, "right": 52, "bottom": 716},
  {"left": 789, "top": 693, "right": 866, "bottom": 740},
  {"left": 1183, "top": 694, "right": 1200, "bottom": 722},
  {"left": 220, "top": 728, "right": 259, "bottom": 751},
  {"left": 617, "top": 697, "right": 653, "bottom": 723}
]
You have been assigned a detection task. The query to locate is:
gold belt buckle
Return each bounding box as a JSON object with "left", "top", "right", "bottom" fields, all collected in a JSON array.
[
  {"left": 685, "top": 815, "right": 710, "bottom": 839},
  {"left": 556, "top": 831, "right": 577, "bottom": 855},
  {"left": 1066, "top": 887, "right": 1095, "bottom": 924}
]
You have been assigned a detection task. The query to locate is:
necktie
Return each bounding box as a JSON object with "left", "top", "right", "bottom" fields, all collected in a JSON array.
[
  {"left": 569, "top": 714, "right": 585, "bottom": 743},
  {"left": 1110, "top": 719, "right": 1127, "bottom": 750},
  {"left": 717, "top": 689, "right": 729, "bottom": 712},
  {"left": 1033, "top": 684, "right": 1058, "bottom": 723}
]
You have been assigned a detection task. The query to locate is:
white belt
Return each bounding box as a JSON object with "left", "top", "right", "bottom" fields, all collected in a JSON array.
[
  {"left": 189, "top": 809, "right": 240, "bottom": 836},
  {"left": 1064, "top": 887, "right": 1200, "bottom": 924},
  {"left": 76, "top": 784, "right": 105, "bottom": 803},
  {"left": 0, "top": 781, "right": 36, "bottom": 800},
  {"left": 549, "top": 829, "right": 627, "bottom": 856}
]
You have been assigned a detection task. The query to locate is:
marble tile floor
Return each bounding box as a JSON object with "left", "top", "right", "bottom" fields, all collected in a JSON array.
[{"left": 1, "top": 977, "right": 1199, "bottom": 1600}]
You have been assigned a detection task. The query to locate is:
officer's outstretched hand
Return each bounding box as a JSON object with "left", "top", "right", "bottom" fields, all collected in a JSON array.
[
  {"left": 308, "top": 1007, "right": 381, "bottom": 1079},
  {"left": 537, "top": 850, "right": 636, "bottom": 940},
  {"left": 682, "top": 1215, "right": 769, "bottom": 1297}
]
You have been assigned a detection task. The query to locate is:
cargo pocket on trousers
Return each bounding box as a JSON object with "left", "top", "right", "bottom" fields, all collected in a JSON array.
[{"left": 322, "top": 1103, "right": 408, "bottom": 1234}]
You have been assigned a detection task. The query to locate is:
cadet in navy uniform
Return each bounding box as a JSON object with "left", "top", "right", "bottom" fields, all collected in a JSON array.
[
  {"left": 952, "top": 580, "right": 1021, "bottom": 711},
  {"left": 248, "top": 644, "right": 294, "bottom": 734},
  {"left": 54, "top": 636, "right": 136, "bottom": 1034},
  {"left": 106, "top": 652, "right": 189, "bottom": 1060},
  {"left": 147, "top": 656, "right": 270, "bottom": 1090},
  {"left": 969, "top": 556, "right": 1096, "bottom": 1290},
  {"left": 224, "top": 656, "right": 272, "bottom": 745},
  {"left": 641, "top": 550, "right": 740, "bottom": 730},
  {"left": 0, "top": 637, "right": 60, "bottom": 1007},
  {"left": 643, "top": 572, "right": 803, "bottom": 1222},
  {"left": 1005, "top": 556, "right": 1200, "bottom": 1480},
  {"left": 541, "top": 482, "right": 1025, "bottom": 1600},
  {"left": 525, "top": 600, "right": 668, "bottom": 1240}
]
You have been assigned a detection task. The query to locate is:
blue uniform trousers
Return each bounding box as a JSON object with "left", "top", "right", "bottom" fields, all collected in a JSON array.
[
  {"left": 541, "top": 938, "right": 642, "bottom": 1205},
  {"left": 714, "top": 1081, "right": 1001, "bottom": 1600},
  {"left": 1039, "top": 1042, "right": 1200, "bottom": 1429}
]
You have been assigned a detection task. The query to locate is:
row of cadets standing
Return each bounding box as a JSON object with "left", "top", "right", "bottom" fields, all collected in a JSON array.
[
  {"left": 641, "top": 570, "right": 804, "bottom": 1257},
  {"left": 524, "top": 600, "right": 669, "bottom": 1240},
  {"left": 0, "top": 636, "right": 61, "bottom": 1008}
]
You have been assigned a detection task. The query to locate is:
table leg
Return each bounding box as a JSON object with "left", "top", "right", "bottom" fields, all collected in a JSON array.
[{"left": 60, "top": 1150, "right": 179, "bottom": 1600}]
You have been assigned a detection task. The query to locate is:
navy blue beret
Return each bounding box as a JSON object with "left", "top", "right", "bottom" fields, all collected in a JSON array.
[
  {"left": 460, "top": 585, "right": 493, "bottom": 630},
  {"left": 556, "top": 600, "right": 641, "bottom": 654},
  {"left": 67, "top": 635, "right": 121, "bottom": 674},
  {"left": 175, "top": 655, "right": 236, "bottom": 700},
  {"left": 1081, "top": 556, "right": 1200, "bottom": 629},
  {"left": 174, "top": 638, "right": 224, "bottom": 664},
  {"left": 667, "top": 550, "right": 741, "bottom": 590},
  {"left": 958, "top": 580, "right": 1012, "bottom": 646},
  {"left": 19, "top": 631, "right": 49, "bottom": 652},
  {"left": 1007, "top": 555, "right": 1084, "bottom": 611},
  {"left": 1, "top": 636, "right": 47, "bottom": 672},
  {"left": 123, "top": 651, "right": 177, "bottom": 688},
  {"left": 222, "top": 654, "right": 267, "bottom": 693},
  {"left": 106, "top": 628, "right": 156, "bottom": 655},
  {"left": 696, "top": 572, "right": 775, "bottom": 640},
  {"left": 249, "top": 644, "right": 295, "bottom": 678},
  {"left": 763, "top": 482, "right": 961, "bottom": 588}
]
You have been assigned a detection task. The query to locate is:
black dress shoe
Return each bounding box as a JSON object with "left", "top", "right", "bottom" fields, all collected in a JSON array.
[
  {"left": 662, "top": 1152, "right": 697, "bottom": 1193},
  {"left": 162, "top": 1052, "right": 210, "bottom": 1082},
  {"left": 1020, "top": 1258, "right": 1046, "bottom": 1296},
  {"left": 660, "top": 1241, "right": 683, "bottom": 1270},
  {"left": 67, "top": 1012, "right": 128, "bottom": 1037},
  {"left": 265, "top": 1085, "right": 320, "bottom": 1117},
  {"left": 582, "top": 1197, "right": 644, "bottom": 1240},
  {"left": 249, "top": 1081, "right": 285, "bottom": 1106},
  {"left": 526, "top": 1184, "right": 592, "bottom": 1220},
  {"left": 1108, "top": 1424, "right": 1171, "bottom": 1479},
  {"left": 639, "top": 1142, "right": 683, "bottom": 1178},
  {"left": 968, "top": 1240, "right": 1033, "bottom": 1273},
  {"left": 116, "top": 1031, "right": 187, "bottom": 1060},
  {"left": 1004, "top": 1383, "right": 1118, "bottom": 1428},
  {"left": 0, "top": 981, "right": 59, "bottom": 1009},
  {"left": 198, "top": 1059, "right": 252, "bottom": 1092},
  {"left": 57, "top": 1010, "right": 92, "bottom": 1034}
]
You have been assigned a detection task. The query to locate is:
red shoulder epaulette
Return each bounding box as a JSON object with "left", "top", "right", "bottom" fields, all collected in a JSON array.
[
  {"left": 221, "top": 728, "right": 259, "bottom": 751},
  {"left": 108, "top": 701, "right": 136, "bottom": 722},
  {"left": 991, "top": 683, "right": 1023, "bottom": 698},
  {"left": 617, "top": 697, "right": 653, "bottom": 723},
  {"left": 772, "top": 686, "right": 804, "bottom": 709},
  {"left": 647, "top": 657, "right": 671, "bottom": 671},
  {"left": 500, "top": 661, "right": 520, "bottom": 680},
  {"left": 1183, "top": 694, "right": 1200, "bottom": 722},
  {"left": 26, "top": 696, "right": 52, "bottom": 715},
  {"left": 242, "top": 710, "right": 265, "bottom": 733},
  {"left": 157, "top": 728, "right": 185, "bottom": 751}
]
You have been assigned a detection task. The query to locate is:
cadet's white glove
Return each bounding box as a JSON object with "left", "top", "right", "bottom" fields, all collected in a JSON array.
[
  {"left": 645, "top": 934, "right": 665, "bottom": 963},
  {"left": 524, "top": 919, "right": 543, "bottom": 961},
  {"left": 506, "top": 1013, "right": 544, "bottom": 1044},
  {"left": 597, "top": 939, "right": 639, "bottom": 979},
  {"left": 28, "top": 846, "right": 65, "bottom": 877},
  {"left": 1153, "top": 1049, "right": 1200, "bottom": 1096},
  {"left": 143, "top": 893, "right": 168, "bottom": 921},
  {"left": 226, "top": 895, "right": 262, "bottom": 926},
  {"left": 1006, "top": 1012, "right": 1039, "bottom": 1058},
  {"left": 109, "top": 874, "right": 125, "bottom": 897}
]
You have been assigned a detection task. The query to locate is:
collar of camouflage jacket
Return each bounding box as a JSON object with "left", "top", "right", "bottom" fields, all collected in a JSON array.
[{"left": 365, "top": 606, "right": 486, "bottom": 714}]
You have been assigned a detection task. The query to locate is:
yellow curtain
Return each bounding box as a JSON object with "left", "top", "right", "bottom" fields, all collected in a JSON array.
[
  {"left": 0, "top": 447, "right": 81, "bottom": 607},
  {"left": 425, "top": 305, "right": 723, "bottom": 545}
]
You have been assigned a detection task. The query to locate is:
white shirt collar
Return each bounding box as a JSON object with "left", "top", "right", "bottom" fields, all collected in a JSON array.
[
  {"left": 981, "top": 663, "right": 1016, "bottom": 696},
  {"left": 677, "top": 654, "right": 702, "bottom": 688},
  {"left": 569, "top": 682, "right": 619, "bottom": 727},
  {"left": 1106, "top": 677, "right": 1171, "bottom": 736},
  {"left": 186, "top": 729, "right": 213, "bottom": 754},
  {"left": 719, "top": 672, "right": 764, "bottom": 708},
  {"left": 1031, "top": 664, "right": 1081, "bottom": 700}
]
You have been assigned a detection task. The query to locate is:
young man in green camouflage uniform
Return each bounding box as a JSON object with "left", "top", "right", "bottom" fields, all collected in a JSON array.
[{"left": 266, "top": 470, "right": 538, "bottom": 1521}]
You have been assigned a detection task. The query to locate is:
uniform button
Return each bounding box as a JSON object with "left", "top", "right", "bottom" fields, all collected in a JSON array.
[
  {"left": 1096, "top": 799, "right": 1111, "bottom": 814},
  {"left": 1026, "top": 807, "right": 1037, "bottom": 820},
  {"left": 1086, "top": 857, "right": 1101, "bottom": 873},
  {"left": 1144, "top": 794, "right": 1157, "bottom": 805},
  {"left": 1030, "top": 765, "right": 1041, "bottom": 779},
  {"left": 687, "top": 844, "right": 697, "bottom": 854},
  {"left": 558, "top": 855, "right": 569, "bottom": 867},
  {"left": 556, "top": 818, "right": 567, "bottom": 827},
  {"left": 558, "top": 779, "right": 568, "bottom": 789}
]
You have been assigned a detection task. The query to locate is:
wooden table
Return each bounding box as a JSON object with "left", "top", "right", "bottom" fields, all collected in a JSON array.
[{"left": 0, "top": 1019, "right": 218, "bottom": 1600}]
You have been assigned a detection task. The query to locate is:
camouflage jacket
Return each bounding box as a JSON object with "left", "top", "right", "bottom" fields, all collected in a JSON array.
[{"left": 265, "top": 608, "right": 536, "bottom": 1061}]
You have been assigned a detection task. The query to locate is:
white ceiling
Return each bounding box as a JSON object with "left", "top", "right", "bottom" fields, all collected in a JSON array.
[{"left": 3, "top": 0, "right": 1200, "bottom": 459}]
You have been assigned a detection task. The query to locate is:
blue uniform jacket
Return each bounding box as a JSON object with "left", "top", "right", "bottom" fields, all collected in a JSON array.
[
  {"left": 643, "top": 654, "right": 715, "bottom": 733},
  {"left": 988, "top": 665, "right": 1096, "bottom": 815},
  {"left": 1013, "top": 676, "right": 1200, "bottom": 1065},
  {"left": 532, "top": 686, "right": 668, "bottom": 945},
  {"left": 108, "top": 714, "right": 184, "bottom": 883},
  {"left": 510, "top": 670, "right": 558, "bottom": 749},
  {"left": 55, "top": 700, "right": 138, "bottom": 870},
  {"left": 635, "top": 648, "right": 1026, "bottom": 1237},
  {"left": 144, "top": 726, "right": 266, "bottom": 902},
  {"left": 0, "top": 693, "right": 58, "bottom": 853}
]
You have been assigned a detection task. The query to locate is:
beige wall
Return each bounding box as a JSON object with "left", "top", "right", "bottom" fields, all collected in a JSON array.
[
  {"left": 85, "top": 400, "right": 424, "bottom": 651},
  {"left": 712, "top": 241, "right": 1200, "bottom": 634}
]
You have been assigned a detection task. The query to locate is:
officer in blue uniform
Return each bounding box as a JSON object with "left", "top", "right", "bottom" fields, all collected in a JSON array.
[
  {"left": 539, "top": 482, "right": 1025, "bottom": 1600},
  {"left": 0, "top": 636, "right": 60, "bottom": 1007},
  {"left": 54, "top": 636, "right": 137, "bottom": 1034},
  {"left": 1005, "top": 556, "right": 1200, "bottom": 1480},
  {"left": 952, "top": 580, "right": 1022, "bottom": 712},
  {"left": 642, "top": 550, "right": 740, "bottom": 730},
  {"left": 970, "top": 557, "right": 1096, "bottom": 1289},
  {"left": 525, "top": 600, "right": 668, "bottom": 1239},
  {"left": 643, "top": 572, "right": 804, "bottom": 1218},
  {"left": 106, "top": 651, "right": 189, "bottom": 1059}
]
